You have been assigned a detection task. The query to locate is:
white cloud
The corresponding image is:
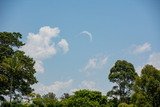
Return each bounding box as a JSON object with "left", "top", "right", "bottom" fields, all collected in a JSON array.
[
  {"left": 34, "top": 60, "right": 45, "bottom": 73},
  {"left": 81, "top": 80, "right": 96, "bottom": 89},
  {"left": 84, "top": 58, "right": 97, "bottom": 71},
  {"left": 80, "top": 31, "right": 93, "bottom": 42},
  {"left": 135, "top": 52, "right": 160, "bottom": 75},
  {"left": 135, "top": 66, "right": 143, "bottom": 76},
  {"left": 70, "top": 80, "right": 96, "bottom": 93},
  {"left": 147, "top": 52, "right": 160, "bottom": 69},
  {"left": 22, "top": 26, "right": 59, "bottom": 60},
  {"left": 33, "top": 79, "right": 73, "bottom": 96},
  {"left": 58, "top": 39, "right": 69, "bottom": 53},
  {"left": 70, "top": 80, "right": 106, "bottom": 95},
  {"left": 131, "top": 42, "right": 151, "bottom": 54},
  {"left": 20, "top": 26, "right": 69, "bottom": 73},
  {"left": 83, "top": 55, "right": 108, "bottom": 73}
]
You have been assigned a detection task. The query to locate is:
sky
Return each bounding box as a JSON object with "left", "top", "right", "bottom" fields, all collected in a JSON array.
[{"left": 0, "top": 0, "right": 160, "bottom": 97}]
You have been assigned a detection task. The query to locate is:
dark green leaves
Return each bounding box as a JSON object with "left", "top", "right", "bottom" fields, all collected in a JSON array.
[
  {"left": 108, "top": 60, "right": 137, "bottom": 103},
  {"left": 0, "top": 32, "right": 37, "bottom": 102},
  {"left": 133, "top": 65, "right": 160, "bottom": 107}
]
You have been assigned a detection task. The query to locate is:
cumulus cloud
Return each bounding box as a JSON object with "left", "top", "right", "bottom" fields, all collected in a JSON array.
[
  {"left": 83, "top": 55, "right": 108, "bottom": 73},
  {"left": 131, "top": 42, "right": 151, "bottom": 54},
  {"left": 33, "top": 79, "right": 73, "bottom": 96},
  {"left": 58, "top": 39, "right": 69, "bottom": 53},
  {"left": 80, "top": 31, "right": 93, "bottom": 42},
  {"left": 147, "top": 52, "right": 160, "bottom": 69},
  {"left": 21, "top": 26, "right": 59, "bottom": 60},
  {"left": 20, "top": 26, "right": 69, "bottom": 73}
]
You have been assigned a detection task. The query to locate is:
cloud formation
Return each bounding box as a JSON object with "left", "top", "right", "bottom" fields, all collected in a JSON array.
[
  {"left": 80, "top": 31, "right": 93, "bottom": 42},
  {"left": 81, "top": 80, "right": 96, "bottom": 89},
  {"left": 20, "top": 26, "right": 69, "bottom": 73},
  {"left": 83, "top": 55, "right": 108, "bottom": 73},
  {"left": 58, "top": 39, "right": 69, "bottom": 53},
  {"left": 131, "top": 42, "right": 151, "bottom": 54},
  {"left": 135, "top": 66, "right": 143, "bottom": 76},
  {"left": 136, "top": 52, "right": 160, "bottom": 75},
  {"left": 33, "top": 79, "right": 73, "bottom": 96},
  {"left": 147, "top": 52, "right": 160, "bottom": 69},
  {"left": 70, "top": 80, "right": 97, "bottom": 93},
  {"left": 70, "top": 80, "right": 105, "bottom": 95}
]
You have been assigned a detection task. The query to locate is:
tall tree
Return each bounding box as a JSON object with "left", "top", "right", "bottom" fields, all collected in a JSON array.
[
  {"left": 0, "top": 32, "right": 37, "bottom": 101},
  {"left": 1, "top": 54, "right": 24, "bottom": 102},
  {"left": 0, "top": 32, "right": 24, "bottom": 96},
  {"left": 132, "top": 65, "right": 160, "bottom": 107},
  {"left": 108, "top": 60, "right": 137, "bottom": 103}
]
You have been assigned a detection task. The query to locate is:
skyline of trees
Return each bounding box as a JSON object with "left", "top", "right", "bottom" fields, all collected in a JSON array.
[{"left": 0, "top": 32, "right": 160, "bottom": 107}]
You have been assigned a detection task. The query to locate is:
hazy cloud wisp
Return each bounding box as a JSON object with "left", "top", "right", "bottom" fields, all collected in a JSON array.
[
  {"left": 83, "top": 55, "right": 108, "bottom": 73},
  {"left": 80, "top": 31, "right": 93, "bottom": 42},
  {"left": 147, "top": 52, "right": 160, "bottom": 69},
  {"left": 33, "top": 79, "right": 73, "bottom": 96},
  {"left": 131, "top": 42, "right": 151, "bottom": 54}
]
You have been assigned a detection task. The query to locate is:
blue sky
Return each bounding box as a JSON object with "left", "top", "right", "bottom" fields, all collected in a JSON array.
[{"left": 0, "top": 0, "right": 160, "bottom": 97}]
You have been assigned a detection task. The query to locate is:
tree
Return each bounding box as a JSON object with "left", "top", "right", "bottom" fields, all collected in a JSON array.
[
  {"left": 131, "top": 92, "right": 151, "bottom": 107},
  {"left": 1, "top": 54, "right": 24, "bottom": 102},
  {"left": 0, "top": 32, "right": 24, "bottom": 61},
  {"left": 0, "top": 32, "right": 37, "bottom": 101},
  {"left": 118, "top": 103, "right": 134, "bottom": 107},
  {"left": 61, "top": 89, "right": 108, "bottom": 107},
  {"left": 61, "top": 93, "right": 70, "bottom": 100},
  {"left": 0, "top": 32, "right": 24, "bottom": 99},
  {"left": 32, "top": 92, "right": 60, "bottom": 107},
  {"left": 132, "top": 65, "right": 160, "bottom": 107},
  {"left": 108, "top": 60, "right": 137, "bottom": 103},
  {"left": 43, "top": 92, "right": 56, "bottom": 100},
  {"left": 1, "top": 51, "right": 37, "bottom": 102}
]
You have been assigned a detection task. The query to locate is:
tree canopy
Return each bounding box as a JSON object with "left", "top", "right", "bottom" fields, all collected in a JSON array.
[
  {"left": 132, "top": 65, "right": 160, "bottom": 107},
  {"left": 108, "top": 60, "right": 138, "bottom": 103},
  {"left": 61, "top": 89, "right": 108, "bottom": 107},
  {"left": 0, "top": 32, "right": 37, "bottom": 102}
]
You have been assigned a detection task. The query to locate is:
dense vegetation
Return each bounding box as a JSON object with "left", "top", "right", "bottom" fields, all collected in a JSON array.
[{"left": 0, "top": 32, "right": 160, "bottom": 107}]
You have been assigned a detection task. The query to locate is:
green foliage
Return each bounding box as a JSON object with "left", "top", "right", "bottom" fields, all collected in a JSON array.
[
  {"left": 0, "top": 32, "right": 24, "bottom": 61},
  {"left": 118, "top": 103, "right": 129, "bottom": 107},
  {"left": 106, "top": 98, "right": 119, "bottom": 107},
  {"left": 0, "top": 32, "right": 37, "bottom": 102},
  {"left": 61, "top": 93, "right": 70, "bottom": 100},
  {"left": 30, "top": 92, "right": 60, "bottom": 107},
  {"left": 108, "top": 60, "right": 137, "bottom": 103},
  {"left": 132, "top": 65, "right": 160, "bottom": 107},
  {"left": 61, "top": 89, "right": 108, "bottom": 107},
  {"left": 0, "top": 32, "right": 23, "bottom": 100},
  {"left": 118, "top": 103, "right": 134, "bottom": 107},
  {"left": 43, "top": 92, "right": 56, "bottom": 100},
  {"left": 131, "top": 92, "right": 151, "bottom": 107},
  {"left": 1, "top": 101, "right": 26, "bottom": 107}
]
